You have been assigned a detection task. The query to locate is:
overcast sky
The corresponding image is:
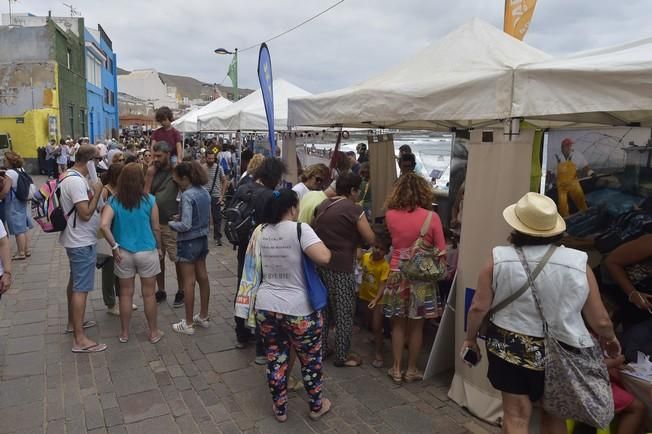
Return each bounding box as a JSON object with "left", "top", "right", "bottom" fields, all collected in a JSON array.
[{"left": 11, "top": 0, "right": 652, "bottom": 93}]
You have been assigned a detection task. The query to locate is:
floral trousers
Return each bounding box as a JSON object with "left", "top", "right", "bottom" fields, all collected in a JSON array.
[{"left": 256, "top": 309, "right": 324, "bottom": 416}]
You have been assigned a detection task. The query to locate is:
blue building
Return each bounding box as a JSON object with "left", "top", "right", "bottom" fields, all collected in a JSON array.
[{"left": 84, "top": 24, "right": 118, "bottom": 143}]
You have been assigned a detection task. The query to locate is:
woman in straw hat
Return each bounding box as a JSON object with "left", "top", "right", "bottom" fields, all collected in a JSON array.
[{"left": 462, "top": 192, "right": 620, "bottom": 434}]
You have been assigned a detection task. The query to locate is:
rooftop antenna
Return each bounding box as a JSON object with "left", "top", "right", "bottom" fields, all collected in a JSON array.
[
  {"left": 61, "top": 2, "right": 80, "bottom": 17},
  {"left": 8, "top": 0, "right": 18, "bottom": 25}
]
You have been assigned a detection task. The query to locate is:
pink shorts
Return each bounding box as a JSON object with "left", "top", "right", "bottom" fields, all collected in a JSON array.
[{"left": 611, "top": 381, "right": 635, "bottom": 412}]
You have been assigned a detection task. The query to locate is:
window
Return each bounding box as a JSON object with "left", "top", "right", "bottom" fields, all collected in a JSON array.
[
  {"left": 68, "top": 104, "right": 75, "bottom": 138},
  {"left": 80, "top": 109, "right": 86, "bottom": 137},
  {"left": 104, "top": 88, "right": 109, "bottom": 104},
  {"left": 66, "top": 49, "right": 71, "bottom": 69},
  {"left": 85, "top": 54, "right": 102, "bottom": 87},
  {"left": 109, "top": 91, "right": 115, "bottom": 107},
  {"left": 107, "top": 57, "right": 113, "bottom": 73}
]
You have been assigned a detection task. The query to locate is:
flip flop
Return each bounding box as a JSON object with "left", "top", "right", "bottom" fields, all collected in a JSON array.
[
  {"left": 372, "top": 359, "right": 384, "bottom": 368},
  {"left": 403, "top": 370, "right": 424, "bottom": 383},
  {"left": 64, "top": 320, "right": 97, "bottom": 334},
  {"left": 119, "top": 336, "right": 129, "bottom": 343},
  {"left": 12, "top": 253, "right": 26, "bottom": 260},
  {"left": 71, "top": 343, "right": 107, "bottom": 353},
  {"left": 150, "top": 331, "right": 164, "bottom": 344},
  {"left": 387, "top": 368, "right": 403, "bottom": 384},
  {"left": 25, "top": 250, "right": 32, "bottom": 257}
]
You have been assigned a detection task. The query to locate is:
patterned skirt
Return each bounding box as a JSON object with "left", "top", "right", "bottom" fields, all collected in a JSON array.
[{"left": 381, "top": 270, "right": 438, "bottom": 319}]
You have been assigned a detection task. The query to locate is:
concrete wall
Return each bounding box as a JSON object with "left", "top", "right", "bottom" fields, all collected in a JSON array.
[
  {"left": 0, "top": 62, "right": 57, "bottom": 116},
  {"left": 0, "top": 25, "right": 51, "bottom": 63}
]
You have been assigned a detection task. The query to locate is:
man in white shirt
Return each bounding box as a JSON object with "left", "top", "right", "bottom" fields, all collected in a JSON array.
[{"left": 59, "top": 144, "right": 107, "bottom": 353}]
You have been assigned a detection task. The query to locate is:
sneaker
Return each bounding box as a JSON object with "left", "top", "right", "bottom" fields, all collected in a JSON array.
[
  {"left": 193, "top": 314, "right": 210, "bottom": 328},
  {"left": 255, "top": 355, "right": 267, "bottom": 365},
  {"left": 107, "top": 305, "right": 120, "bottom": 316},
  {"left": 235, "top": 341, "right": 247, "bottom": 349},
  {"left": 132, "top": 304, "right": 138, "bottom": 311},
  {"left": 173, "top": 291, "right": 184, "bottom": 308},
  {"left": 215, "top": 239, "right": 222, "bottom": 247},
  {"left": 172, "top": 319, "right": 195, "bottom": 335},
  {"left": 155, "top": 291, "right": 167, "bottom": 303}
]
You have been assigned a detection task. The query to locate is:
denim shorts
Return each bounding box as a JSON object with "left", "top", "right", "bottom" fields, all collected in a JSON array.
[
  {"left": 176, "top": 236, "right": 208, "bottom": 263},
  {"left": 66, "top": 245, "right": 97, "bottom": 292}
]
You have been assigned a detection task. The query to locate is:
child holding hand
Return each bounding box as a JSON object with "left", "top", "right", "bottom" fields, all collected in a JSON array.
[{"left": 361, "top": 233, "right": 391, "bottom": 368}]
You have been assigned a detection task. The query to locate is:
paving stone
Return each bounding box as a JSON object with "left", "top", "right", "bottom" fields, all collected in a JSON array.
[
  {"left": 381, "top": 405, "right": 437, "bottom": 433},
  {"left": 8, "top": 321, "right": 46, "bottom": 338},
  {"left": 255, "top": 414, "right": 316, "bottom": 433},
  {"left": 2, "top": 350, "right": 45, "bottom": 379},
  {"left": 125, "top": 414, "right": 180, "bottom": 434},
  {"left": 194, "top": 333, "right": 235, "bottom": 354},
  {"left": 206, "top": 349, "right": 251, "bottom": 373},
  {"left": 340, "top": 377, "right": 405, "bottom": 412},
  {"left": 103, "top": 406, "right": 124, "bottom": 427},
  {"left": 46, "top": 419, "right": 65, "bottom": 434},
  {"left": 234, "top": 385, "right": 274, "bottom": 421},
  {"left": 174, "top": 413, "right": 201, "bottom": 434},
  {"left": 221, "top": 366, "right": 263, "bottom": 393},
  {"left": 0, "top": 374, "right": 44, "bottom": 408},
  {"left": 112, "top": 367, "right": 157, "bottom": 397},
  {"left": 0, "top": 402, "right": 45, "bottom": 431},
  {"left": 206, "top": 403, "right": 230, "bottom": 423},
  {"left": 216, "top": 420, "right": 241, "bottom": 434},
  {"left": 118, "top": 389, "right": 169, "bottom": 424},
  {"left": 11, "top": 309, "right": 47, "bottom": 325}
]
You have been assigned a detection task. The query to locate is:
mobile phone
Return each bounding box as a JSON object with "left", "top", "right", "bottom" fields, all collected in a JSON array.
[{"left": 461, "top": 347, "right": 479, "bottom": 366}]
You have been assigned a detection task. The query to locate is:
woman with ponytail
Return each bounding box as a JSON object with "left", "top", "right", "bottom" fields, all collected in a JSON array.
[
  {"left": 253, "top": 188, "right": 333, "bottom": 423},
  {"left": 169, "top": 161, "right": 212, "bottom": 335}
]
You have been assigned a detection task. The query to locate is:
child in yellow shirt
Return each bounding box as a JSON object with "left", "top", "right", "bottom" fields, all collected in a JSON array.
[{"left": 360, "top": 235, "right": 391, "bottom": 368}]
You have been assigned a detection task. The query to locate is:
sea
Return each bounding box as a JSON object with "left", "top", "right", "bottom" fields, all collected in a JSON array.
[{"left": 294, "top": 131, "right": 453, "bottom": 191}]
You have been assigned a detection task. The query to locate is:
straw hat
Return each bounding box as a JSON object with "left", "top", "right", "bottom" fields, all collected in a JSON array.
[{"left": 502, "top": 192, "right": 566, "bottom": 237}]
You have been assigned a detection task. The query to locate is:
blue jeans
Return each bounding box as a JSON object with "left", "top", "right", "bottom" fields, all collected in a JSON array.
[
  {"left": 176, "top": 236, "right": 208, "bottom": 263},
  {"left": 66, "top": 245, "right": 97, "bottom": 292}
]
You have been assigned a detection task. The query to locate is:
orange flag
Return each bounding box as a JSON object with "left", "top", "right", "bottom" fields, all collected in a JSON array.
[{"left": 504, "top": 0, "right": 537, "bottom": 40}]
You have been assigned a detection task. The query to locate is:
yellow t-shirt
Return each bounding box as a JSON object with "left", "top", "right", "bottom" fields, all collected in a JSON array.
[
  {"left": 358, "top": 252, "right": 390, "bottom": 302},
  {"left": 298, "top": 191, "right": 327, "bottom": 225}
]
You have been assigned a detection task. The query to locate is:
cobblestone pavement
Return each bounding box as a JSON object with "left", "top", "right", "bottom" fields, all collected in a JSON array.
[{"left": 0, "top": 210, "right": 501, "bottom": 433}]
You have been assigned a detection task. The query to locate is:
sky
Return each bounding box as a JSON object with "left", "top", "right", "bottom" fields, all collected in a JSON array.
[{"left": 8, "top": 0, "right": 652, "bottom": 94}]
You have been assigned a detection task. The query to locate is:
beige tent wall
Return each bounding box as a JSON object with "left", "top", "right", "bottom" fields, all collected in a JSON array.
[
  {"left": 282, "top": 135, "right": 298, "bottom": 185},
  {"left": 448, "top": 129, "right": 534, "bottom": 424},
  {"left": 368, "top": 134, "right": 398, "bottom": 222}
]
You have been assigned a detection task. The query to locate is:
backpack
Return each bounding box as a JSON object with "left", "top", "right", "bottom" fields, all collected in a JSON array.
[
  {"left": 224, "top": 184, "right": 257, "bottom": 246},
  {"left": 12, "top": 168, "right": 35, "bottom": 201},
  {"left": 32, "top": 173, "right": 80, "bottom": 233}
]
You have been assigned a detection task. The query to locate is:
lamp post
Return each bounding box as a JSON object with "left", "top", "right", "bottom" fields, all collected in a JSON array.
[{"left": 214, "top": 47, "right": 238, "bottom": 101}]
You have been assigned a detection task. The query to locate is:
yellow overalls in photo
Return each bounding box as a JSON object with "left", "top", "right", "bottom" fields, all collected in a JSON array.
[{"left": 556, "top": 154, "right": 588, "bottom": 217}]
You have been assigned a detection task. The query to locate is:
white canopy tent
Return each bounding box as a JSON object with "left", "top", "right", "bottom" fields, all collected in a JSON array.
[
  {"left": 512, "top": 36, "right": 652, "bottom": 128},
  {"left": 198, "top": 79, "right": 311, "bottom": 131},
  {"left": 285, "top": 18, "right": 652, "bottom": 426},
  {"left": 172, "top": 97, "right": 232, "bottom": 132},
  {"left": 287, "top": 19, "right": 550, "bottom": 131}
]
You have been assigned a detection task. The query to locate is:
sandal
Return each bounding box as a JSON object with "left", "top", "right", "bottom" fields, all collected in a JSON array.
[
  {"left": 72, "top": 343, "right": 107, "bottom": 353},
  {"left": 25, "top": 250, "right": 32, "bottom": 257},
  {"left": 403, "top": 370, "right": 424, "bottom": 383},
  {"left": 387, "top": 368, "right": 403, "bottom": 384},
  {"left": 64, "top": 320, "right": 97, "bottom": 334},
  {"left": 150, "top": 331, "right": 164, "bottom": 344},
  {"left": 272, "top": 404, "right": 287, "bottom": 423},
  {"left": 119, "top": 336, "right": 129, "bottom": 343},
  {"left": 309, "top": 398, "right": 331, "bottom": 420},
  {"left": 334, "top": 354, "right": 362, "bottom": 367},
  {"left": 372, "top": 358, "right": 384, "bottom": 368},
  {"left": 12, "top": 253, "right": 26, "bottom": 261}
]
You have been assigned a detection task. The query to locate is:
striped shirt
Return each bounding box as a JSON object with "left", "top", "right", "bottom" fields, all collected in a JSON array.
[{"left": 203, "top": 163, "right": 225, "bottom": 198}]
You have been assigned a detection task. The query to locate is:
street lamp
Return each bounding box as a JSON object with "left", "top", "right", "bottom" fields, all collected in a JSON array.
[{"left": 214, "top": 47, "right": 238, "bottom": 101}]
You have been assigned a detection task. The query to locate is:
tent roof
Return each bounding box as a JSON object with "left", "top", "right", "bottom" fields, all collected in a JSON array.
[
  {"left": 198, "top": 79, "right": 311, "bottom": 131},
  {"left": 172, "top": 97, "right": 232, "bottom": 132},
  {"left": 512, "top": 36, "right": 652, "bottom": 128},
  {"left": 287, "top": 18, "right": 550, "bottom": 130}
]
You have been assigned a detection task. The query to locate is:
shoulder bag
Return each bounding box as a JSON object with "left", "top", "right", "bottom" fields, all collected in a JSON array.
[
  {"left": 516, "top": 247, "right": 614, "bottom": 429},
  {"left": 297, "top": 223, "right": 328, "bottom": 310},
  {"left": 478, "top": 244, "right": 556, "bottom": 337},
  {"left": 399, "top": 211, "right": 446, "bottom": 282}
]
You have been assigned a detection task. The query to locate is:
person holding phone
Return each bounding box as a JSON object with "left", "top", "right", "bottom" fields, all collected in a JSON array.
[{"left": 463, "top": 193, "right": 620, "bottom": 434}]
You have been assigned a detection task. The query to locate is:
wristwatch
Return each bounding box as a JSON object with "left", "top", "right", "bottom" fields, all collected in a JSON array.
[{"left": 111, "top": 243, "right": 120, "bottom": 251}]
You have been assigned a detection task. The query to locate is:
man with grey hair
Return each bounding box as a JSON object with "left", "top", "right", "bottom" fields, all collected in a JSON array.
[
  {"left": 145, "top": 141, "right": 183, "bottom": 307},
  {"left": 59, "top": 144, "right": 107, "bottom": 353}
]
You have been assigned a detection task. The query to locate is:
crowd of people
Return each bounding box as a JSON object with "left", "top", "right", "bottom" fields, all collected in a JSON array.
[{"left": 0, "top": 104, "right": 650, "bottom": 430}]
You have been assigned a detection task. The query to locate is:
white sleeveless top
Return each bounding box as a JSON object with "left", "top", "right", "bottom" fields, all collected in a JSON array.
[{"left": 490, "top": 245, "right": 594, "bottom": 348}]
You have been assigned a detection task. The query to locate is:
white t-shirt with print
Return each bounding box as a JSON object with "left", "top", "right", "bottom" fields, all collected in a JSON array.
[
  {"left": 255, "top": 220, "right": 322, "bottom": 316},
  {"left": 58, "top": 170, "right": 100, "bottom": 248}
]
